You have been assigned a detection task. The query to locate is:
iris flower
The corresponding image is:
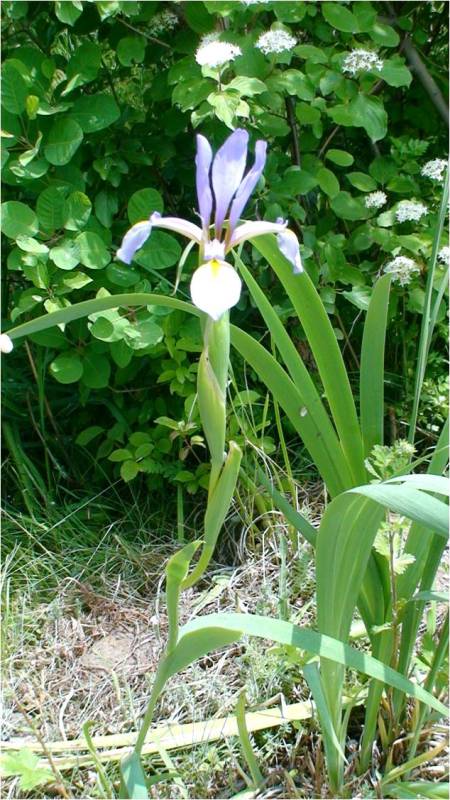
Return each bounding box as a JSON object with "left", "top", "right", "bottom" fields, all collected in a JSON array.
[{"left": 117, "top": 129, "right": 303, "bottom": 320}]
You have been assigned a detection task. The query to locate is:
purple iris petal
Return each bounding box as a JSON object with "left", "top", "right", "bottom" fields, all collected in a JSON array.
[
  {"left": 195, "top": 135, "right": 213, "bottom": 230},
  {"left": 228, "top": 140, "right": 267, "bottom": 234},
  {"left": 277, "top": 228, "right": 303, "bottom": 274},
  {"left": 117, "top": 220, "right": 152, "bottom": 264},
  {"left": 212, "top": 129, "right": 249, "bottom": 236}
]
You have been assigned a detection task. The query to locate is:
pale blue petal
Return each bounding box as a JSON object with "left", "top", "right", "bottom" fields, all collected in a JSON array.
[
  {"left": 277, "top": 228, "right": 303, "bottom": 274},
  {"left": 228, "top": 140, "right": 267, "bottom": 233},
  {"left": 195, "top": 134, "right": 213, "bottom": 230},
  {"left": 212, "top": 129, "right": 249, "bottom": 236},
  {"left": 117, "top": 221, "right": 152, "bottom": 264}
]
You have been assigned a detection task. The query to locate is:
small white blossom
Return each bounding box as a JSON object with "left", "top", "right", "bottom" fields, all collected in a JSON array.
[
  {"left": 437, "top": 245, "right": 450, "bottom": 265},
  {"left": 395, "top": 201, "right": 428, "bottom": 223},
  {"left": 256, "top": 29, "right": 297, "bottom": 55},
  {"left": 342, "top": 49, "right": 384, "bottom": 76},
  {"left": 421, "top": 158, "right": 448, "bottom": 182},
  {"left": 365, "top": 191, "right": 387, "bottom": 209},
  {"left": 241, "top": 0, "right": 269, "bottom": 5},
  {"left": 0, "top": 333, "right": 13, "bottom": 353},
  {"left": 384, "top": 256, "right": 420, "bottom": 286},
  {"left": 196, "top": 39, "right": 241, "bottom": 68},
  {"left": 148, "top": 10, "right": 178, "bottom": 35}
]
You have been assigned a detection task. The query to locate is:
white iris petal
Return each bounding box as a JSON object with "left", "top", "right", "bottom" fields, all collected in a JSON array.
[{"left": 190, "top": 260, "right": 242, "bottom": 321}]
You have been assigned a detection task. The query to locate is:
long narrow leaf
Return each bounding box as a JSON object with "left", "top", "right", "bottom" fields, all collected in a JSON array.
[
  {"left": 230, "top": 327, "right": 347, "bottom": 496},
  {"left": 235, "top": 255, "right": 353, "bottom": 491},
  {"left": 7, "top": 293, "right": 199, "bottom": 341},
  {"left": 360, "top": 274, "right": 391, "bottom": 457},
  {"left": 409, "top": 171, "right": 449, "bottom": 440},
  {"left": 252, "top": 235, "right": 366, "bottom": 485},
  {"left": 171, "top": 613, "right": 448, "bottom": 717}
]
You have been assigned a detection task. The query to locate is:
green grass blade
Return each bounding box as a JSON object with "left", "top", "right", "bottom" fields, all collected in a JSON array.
[
  {"left": 236, "top": 692, "right": 264, "bottom": 788},
  {"left": 257, "top": 468, "right": 317, "bottom": 546},
  {"left": 252, "top": 235, "right": 366, "bottom": 485},
  {"left": 360, "top": 274, "right": 392, "bottom": 457},
  {"left": 235, "top": 254, "right": 353, "bottom": 491},
  {"left": 408, "top": 170, "right": 449, "bottom": 441}
]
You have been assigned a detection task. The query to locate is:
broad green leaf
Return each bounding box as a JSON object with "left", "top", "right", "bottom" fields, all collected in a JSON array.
[
  {"left": 120, "top": 460, "right": 140, "bottom": 482},
  {"left": 65, "top": 191, "right": 92, "bottom": 230},
  {"left": 270, "top": 70, "right": 315, "bottom": 100},
  {"left": 125, "top": 318, "right": 164, "bottom": 350},
  {"left": 347, "top": 172, "right": 377, "bottom": 192},
  {"left": 330, "top": 94, "right": 388, "bottom": 142},
  {"left": 322, "top": 2, "right": 359, "bottom": 32},
  {"left": 117, "top": 36, "right": 146, "bottom": 66},
  {"left": 16, "top": 236, "right": 48, "bottom": 255},
  {"left": 75, "top": 426, "right": 104, "bottom": 446},
  {"left": 134, "top": 231, "right": 181, "bottom": 270},
  {"left": 317, "top": 167, "right": 340, "bottom": 198},
  {"left": 66, "top": 41, "right": 101, "bottom": 85},
  {"left": 70, "top": 93, "right": 120, "bottom": 132},
  {"left": 50, "top": 238, "right": 80, "bottom": 270},
  {"left": 325, "top": 149, "right": 354, "bottom": 167},
  {"left": 370, "top": 21, "right": 400, "bottom": 47},
  {"left": 331, "top": 191, "right": 371, "bottom": 221},
  {"left": 36, "top": 186, "right": 68, "bottom": 232},
  {"left": 226, "top": 76, "right": 266, "bottom": 96},
  {"left": 49, "top": 353, "right": 83, "bottom": 384},
  {"left": 95, "top": 190, "right": 118, "bottom": 228},
  {"left": 1, "top": 201, "right": 38, "bottom": 238},
  {"left": 128, "top": 188, "right": 164, "bottom": 225},
  {"left": 380, "top": 57, "right": 412, "bottom": 87},
  {"left": 106, "top": 262, "right": 141, "bottom": 287},
  {"left": 76, "top": 232, "right": 110, "bottom": 269},
  {"left": 279, "top": 167, "right": 318, "bottom": 195},
  {"left": 44, "top": 118, "right": 84, "bottom": 165},
  {"left": 55, "top": 0, "right": 82, "bottom": 24},
  {"left": 295, "top": 103, "right": 321, "bottom": 125},
  {"left": 294, "top": 44, "right": 328, "bottom": 64},
  {"left": 1, "top": 61, "right": 28, "bottom": 114},
  {"left": 81, "top": 351, "right": 111, "bottom": 388}
]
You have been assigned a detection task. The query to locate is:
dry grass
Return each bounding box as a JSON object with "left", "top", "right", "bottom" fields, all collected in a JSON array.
[{"left": 2, "top": 485, "right": 448, "bottom": 799}]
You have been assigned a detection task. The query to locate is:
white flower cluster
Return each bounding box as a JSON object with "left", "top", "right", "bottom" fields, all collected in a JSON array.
[
  {"left": 256, "top": 29, "right": 297, "bottom": 55},
  {"left": 383, "top": 256, "right": 420, "bottom": 286},
  {"left": 149, "top": 10, "right": 178, "bottom": 35},
  {"left": 196, "top": 36, "right": 242, "bottom": 68},
  {"left": 365, "top": 191, "right": 387, "bottom": 209},
  {"left": 421, "top": 158, "right": 447, "bottom": 182},
  {"left": 342, "top": 49, "right": 384, "bottom": 76},
  {"left": 395, "top": 201, "right": 428, "bottom": 223},
  {"left": 241, "top": 0, "right": 270, "bottom": 5},
  {"left": 437, "top": 245, "right": 450, "bottom": 265}
]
